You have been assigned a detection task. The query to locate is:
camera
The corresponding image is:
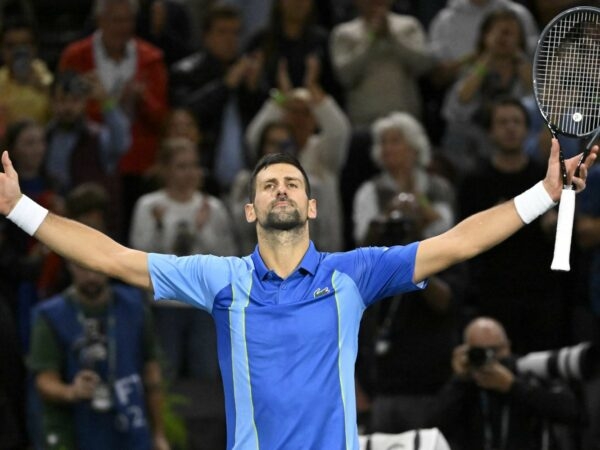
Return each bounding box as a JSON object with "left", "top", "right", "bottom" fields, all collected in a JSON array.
[
  {"left": 467, "top": 346, "right": 496, "bottom": 368},
  {"left": 75, "top": 318, "right": 113, "bottom": 412},
  {"left": 516, "top": 342, "right": 600, "bottom": 382}
]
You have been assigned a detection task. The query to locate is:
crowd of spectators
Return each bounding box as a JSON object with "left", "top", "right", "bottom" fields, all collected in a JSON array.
[{"left": 1, "top": 0, "right": 600, "bottom": 448}]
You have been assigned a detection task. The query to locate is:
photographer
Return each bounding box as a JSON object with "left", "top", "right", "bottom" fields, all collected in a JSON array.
[
  {"left": 27, "top": 184, "right": 169, "bottom": 450},
  {"left": 428, "top": 317, "right": 583, "bottom": 450}
]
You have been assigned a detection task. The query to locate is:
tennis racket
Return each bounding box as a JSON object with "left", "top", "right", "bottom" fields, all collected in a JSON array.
[{"left": 532, "top": 6, "right": 600, "bottom": 271}]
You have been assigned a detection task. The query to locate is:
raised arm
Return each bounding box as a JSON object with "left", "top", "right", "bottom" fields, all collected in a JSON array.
[
  {"left": 413, "top": 139, "right": 597, "bottom": 282},
  {"left": 0, "top": 151, "right": 151, "bottom": 290}
]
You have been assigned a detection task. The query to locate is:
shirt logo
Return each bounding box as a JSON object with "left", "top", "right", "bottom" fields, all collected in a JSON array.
[{"left": 313, "top": 287, "right": 331, "bottom": 298}]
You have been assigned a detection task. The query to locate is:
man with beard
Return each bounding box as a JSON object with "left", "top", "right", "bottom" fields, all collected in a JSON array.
[
  {"left": 1, "top": 146, "right": 596, "bottom": 449},
  {"left": 27, "top": 184, "right": 168, "bottom": 450}
]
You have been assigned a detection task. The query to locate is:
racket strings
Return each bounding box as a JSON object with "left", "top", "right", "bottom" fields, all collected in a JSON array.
[{"left": 535, "top": 10, "right": 600, "bottom": 136}]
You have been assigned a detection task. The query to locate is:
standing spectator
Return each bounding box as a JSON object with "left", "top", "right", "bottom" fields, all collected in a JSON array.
[
  {"left": 352, "top": 111, "right": 455, "bottom": 246},
  {"left": 28, "top": 183, "right": 169, "bottom": 450},
  {"left": 0, "top": 16, "right": 53, "bottom": 136},
  {"left": 457, "top": 98, "right": 566, "bottom": 353},
  {"left": 330, "top": 0, "right": 435, "bottom": 127},
  {"left": 45, "top": 70, "right": 131, "bottom": 239},
  {"left": 246, "top": 0, "right": 343, "bottom": 104},
  {"left": 59, "top": 0, "right": 168, "bottom": 237},
  {"left": 170, "top": 3, "right": 265, "bottom": 194},
  {"left": 135, "top": 0, "right": 193, "bottom": 66},
  {"left": 246, "top": 56, "right": 351, "bottom": 251},
  {"left": 129, "top": 137, "right": 237, "bottom": 381},
  {"left": 441, "top": 8, "right": 533, "bottom": 176},
  {"left": 428, "top": 317, "right": 582, "bottom": 450}
]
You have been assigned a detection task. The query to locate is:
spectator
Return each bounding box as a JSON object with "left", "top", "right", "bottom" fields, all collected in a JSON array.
[
  {"left": 135, "top": 0, "right": 193, "bottom": 66},
  {"left": 170, "top": 2, "right": 265, "bottom": 194},
  {"left": 246, "top": 0, "right": 343, "bottom": 104},
  {"left": 441, "top": 8, "right": 533, "bottom": 176},
  {"left": 229, "top": 120, "right": 297, "bottom": 255},
  {"left": 28, "top": 183, "right": 169, "bottom": 450},
  {"left": 428, "top": 0, "right": 539, "bottom": 87},
  {"left": 129, "top": 137, "right": 237, "bottom": 381},
  {"left": 59, "top": 0, "right": 168, "bottom": 238},
  {"left": 0, "top": 16, "right": 53, "bottom": 136},
  {"left": 428, "top": 316, "right": 583, "bottom": 450},
  {"left": 330, "top": 0, "right": 435, "bottom": 127},
  {"left": 356, "top": 188, "right": 461, "bottom": 434},
  {"left": 246, "top": 56, "right": 351, "bottom": 251},
  {"left": 45, "top": 70, "right": 130, "bottom": 239},
  {"left": 457, "top": 97, "right": 567, "bottom": 353},
  {"left": 353, "top": 111, "right": 455, "bottom": 246}
]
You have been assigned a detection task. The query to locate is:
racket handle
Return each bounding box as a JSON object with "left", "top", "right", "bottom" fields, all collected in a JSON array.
[{"left": 550, "top": 188, "right": 576, "bottom": 271}]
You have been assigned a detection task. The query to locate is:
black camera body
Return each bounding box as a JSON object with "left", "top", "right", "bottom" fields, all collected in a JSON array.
[{"left": 467, "top": 346, "right": 496, "bottom": 368}]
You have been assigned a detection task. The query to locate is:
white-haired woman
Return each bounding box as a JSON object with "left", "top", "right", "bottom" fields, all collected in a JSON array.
[{"left": 352, "top": 111, "right": 455, "bottom": 246}]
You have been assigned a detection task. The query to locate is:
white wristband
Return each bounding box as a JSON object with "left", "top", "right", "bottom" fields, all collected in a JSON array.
[
  {"left": 6, "top": 194, "right": 49, "bottom": 236},
  {"left": 513, "top": 181, "right": 557, "bottom": 224}
]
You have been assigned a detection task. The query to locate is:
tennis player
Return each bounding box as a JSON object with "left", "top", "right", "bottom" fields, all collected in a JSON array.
[{"left": 0, "top": 141, "right": 596, "bottom": 450}]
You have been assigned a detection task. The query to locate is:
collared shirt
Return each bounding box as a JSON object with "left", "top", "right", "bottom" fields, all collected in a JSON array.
[
  {"left": 148, "top": 241, "right": 424, "bottom": 450},
  {"left": 92, "top": 31, "right": 137, "bottom": 98}
]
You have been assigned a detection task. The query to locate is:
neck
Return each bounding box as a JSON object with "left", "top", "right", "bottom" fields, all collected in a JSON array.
[
  {"left": 391, "top": 168, "right": 415, "bottom": 192},
  {"left": 101, "top": 37, "right": 127, "bottom": 61},
  {"left": 166, "top": 186, "right": 196, "bottom": 202},
  {"left": 493, "top": 150, "right": 528, "bottom": 172},
  {"left": 256, "top": 226, "right": 310, "bottom": 278}
]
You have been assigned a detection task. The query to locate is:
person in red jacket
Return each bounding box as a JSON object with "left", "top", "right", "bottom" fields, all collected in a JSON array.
[{"left": 59, "top": 0, "right": 168, "bottom": 241}]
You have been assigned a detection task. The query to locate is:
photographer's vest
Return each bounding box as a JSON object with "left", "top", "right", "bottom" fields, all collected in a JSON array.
[{"left": 37, "top": 285, "right": 152, "bottom": 450}]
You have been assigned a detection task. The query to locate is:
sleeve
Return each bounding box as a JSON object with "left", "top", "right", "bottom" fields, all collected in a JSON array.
[
  {"left": 28, "top": 314, "right": 64, "bottom": 373},
  {"left": 245, "top": 99, "right": 284, "bottom": 160},
  {"left": 311, "top": 96, "right": 351, "bottom": 171},
  {"left": 340, "top": 243, "right": 426, "bottom": 306},
  {"left": 352, "top": 181, "right": 379, "bottom": 244},
  {"left": 148, "top": 253, "right": 239, "bottom": 312},
  {"left": 329, "top": 23, "right": 373, "bottom": 87},
  {"left": 389, "top": 16, "right": 435, "bottom": 75},
  {"left": 129, "top": 196, "right": 165, "bottom": 253},
  {"left": 136, "top": 55, "right": 169, "bottom": 128},
  {"left": 98, "top": 105, "right": 132, "bottom": 173}
]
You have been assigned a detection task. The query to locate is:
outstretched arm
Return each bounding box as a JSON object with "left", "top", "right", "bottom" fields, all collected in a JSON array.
[
  {"left": 413, "top": 139, "right": 597, "bottom": 282},
  {"left": 0, "top": 151, "right": 151, "bottom": 290}
]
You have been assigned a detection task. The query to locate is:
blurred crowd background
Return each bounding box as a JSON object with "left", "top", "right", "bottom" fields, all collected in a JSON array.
[{"left": 2, "top": 0, "right": 600, "bottom": 449}]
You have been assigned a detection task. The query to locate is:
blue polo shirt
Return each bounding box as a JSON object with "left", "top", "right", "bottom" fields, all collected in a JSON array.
[{"left": 148, "top": 241, "right": 424, "bottom": 450}]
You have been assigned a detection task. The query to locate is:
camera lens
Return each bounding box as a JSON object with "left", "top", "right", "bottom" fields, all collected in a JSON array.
[{"left": 468, "top": 347, "right": 495, "bottom": 368}]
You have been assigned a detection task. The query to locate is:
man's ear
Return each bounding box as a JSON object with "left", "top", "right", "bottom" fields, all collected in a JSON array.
[
  {"left": 308, "top": 198, "right": 317, "bottom": 219},
  {"left": 245, "top": 203, "right": 257, "bottom": 223}
]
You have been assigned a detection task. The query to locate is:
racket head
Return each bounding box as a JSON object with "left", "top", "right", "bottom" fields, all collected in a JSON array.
[{"left": 533, "top": 6, "right": 600, "bottom": 138}]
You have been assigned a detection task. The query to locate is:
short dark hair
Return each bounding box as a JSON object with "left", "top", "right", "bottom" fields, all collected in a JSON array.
[
  {"left": 65, "top": 182, "right": 109, "bottom": 220},
  {"left": 483, "top": 97, "right": 531, "bottom": 131},
  {"left": 202, "top": 2, "right": 240, "bottom": 35},
  {"left": 248, "top": 153, "right": 311, "bottom": 202}
]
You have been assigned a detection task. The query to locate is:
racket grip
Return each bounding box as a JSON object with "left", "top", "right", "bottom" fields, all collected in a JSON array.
[{"left": 550, "top": 189, "right": 576, "bottom": 271}]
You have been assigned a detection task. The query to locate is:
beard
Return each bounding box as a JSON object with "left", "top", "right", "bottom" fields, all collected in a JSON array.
[
  {"left": 78, "top": 282, "right": 106, "bottom": 300},
  {"left": 262, "top": 208, "right": 304, "bottom": 231}
]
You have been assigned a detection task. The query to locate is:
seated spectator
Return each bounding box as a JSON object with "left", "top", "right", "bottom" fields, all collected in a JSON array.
[
  {"left": 229, "top": 120, "right": 297, "bottom": 255},
  {"left": 440, "top": 8, "right": 533, "bottom": 177},
  {"left": 170, "top": 2, "right": 265, "bottom": 194},
  {"left": 330, "top": 0, "right": 435, "bottom": 127},
  {"left": 246, "top": 56, "right": 351, "bottom": 251},
  {"left": 428, "top": 317, "right": 583, "bottom": 450},
  {"left": 356, "top": 189, "right": 461, "bottom": 434},
  {"left": 129, "top": 137, "right": 237, "bottom": 381},
  {"left": 353, "top": 111, "right": 455, "bottom": 246},
  {"left": 59, "top": 0, "right": 168, "bottom": 236},
  {"left": 45, "top": 70, "right": 130, "bottom": 239},
  {"left": 457, "top": 97, "right": 567, "bottom": 353},
  {"left": 28, "top": 183, "right": 169, "bottom": 450},
  {"left": 0, "top": 16, "right": 53, "bottom": 136},
  {"left": 246, "top": 0, "right": 342, "bottom": 104}
]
